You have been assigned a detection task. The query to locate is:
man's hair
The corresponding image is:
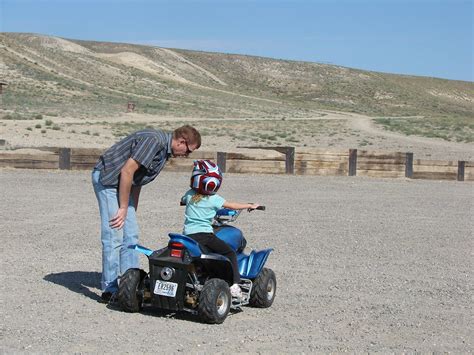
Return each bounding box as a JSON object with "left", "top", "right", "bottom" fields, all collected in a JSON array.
[{"left": 174, "top": 125, "right": 201, "bottom": 148}]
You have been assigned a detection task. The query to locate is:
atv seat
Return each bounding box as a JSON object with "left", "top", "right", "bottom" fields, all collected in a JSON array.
[{"left": 168, "top": 233, "right": 231, "bottom": 258}]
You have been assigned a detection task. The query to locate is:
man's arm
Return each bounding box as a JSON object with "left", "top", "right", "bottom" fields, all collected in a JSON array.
[
  {"left": 131, "top": 185, "right": 142, "bottom": 210},
  {"left": 109, "top": 158, "right": 140, "bottom": 229}
]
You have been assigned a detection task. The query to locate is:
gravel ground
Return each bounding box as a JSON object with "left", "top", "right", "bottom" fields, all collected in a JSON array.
[{"left": 0, "top": 169, "right": 473, "bottom": 353}]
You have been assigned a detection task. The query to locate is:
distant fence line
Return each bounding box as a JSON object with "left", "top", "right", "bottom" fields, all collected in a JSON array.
[{"left": 0, "top": 146, "right": 472, "bottom": 182}]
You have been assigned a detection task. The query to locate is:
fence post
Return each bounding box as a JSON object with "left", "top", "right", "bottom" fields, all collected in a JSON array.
[
  {"left": 285, "top": 147, "right": 295, "bottom": 174},
  {"left": 59, "top": 148, "right": 71, "bottom": 170},
  {"left": 348, "top": 149, "right": 357, "bottom": 176},
  {"left": 457, "top": 161, "right": 465, "bottom": 181},
  {"left": 405, "top": 152, "right": 413, "bottom": 178},
  {"left": 217, "top": 152, "right": 227, "bottom": 173}
]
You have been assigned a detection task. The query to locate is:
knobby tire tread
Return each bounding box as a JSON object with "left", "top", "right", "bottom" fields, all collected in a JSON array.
[
  {"left": 250, "top": 268, "right": 276, "bottom": 308},
  {"left": 198, "top": 278, "right": 230, "bottom": 324},
  {"left": 118, "top": 268, "right": 143, "bottom": 313}
]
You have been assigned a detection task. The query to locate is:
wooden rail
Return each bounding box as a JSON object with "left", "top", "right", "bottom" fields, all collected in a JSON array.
[
  {"left": 0, "top": 146, "right": 472, "bottom": 182},
  {"left": 296, "top": 149, "right": 349, "bottom": 176}
]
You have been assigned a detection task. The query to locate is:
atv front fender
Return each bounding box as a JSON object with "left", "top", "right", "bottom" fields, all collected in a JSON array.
[{"left": 238, "top": 249, "right": 273, "bottom": 279}]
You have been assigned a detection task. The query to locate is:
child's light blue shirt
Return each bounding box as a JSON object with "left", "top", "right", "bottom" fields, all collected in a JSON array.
[{"left": 181, "top": 189, "right": 225, "bottom": 235}]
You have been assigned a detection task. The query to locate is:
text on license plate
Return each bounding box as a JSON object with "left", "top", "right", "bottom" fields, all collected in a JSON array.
[{"left": 154, "top": 280, "right": 178, "bottom": 297}]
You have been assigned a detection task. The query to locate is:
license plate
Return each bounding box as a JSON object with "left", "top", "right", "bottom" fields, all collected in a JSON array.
[{"left": 154, "top": 280, "right": 178, "bottom": 297}]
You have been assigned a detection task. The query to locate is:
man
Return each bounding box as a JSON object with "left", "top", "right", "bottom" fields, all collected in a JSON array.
[{"left": 92, "top": 125, "right": 201, "bottom": 302}]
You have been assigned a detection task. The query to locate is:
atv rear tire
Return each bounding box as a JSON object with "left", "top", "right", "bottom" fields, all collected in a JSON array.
[
  {"left": 198, "top": 278, "right": 231, "bottom": 324},
  {"left": 118, "top": 268, "right": 146, "bottom": 313},
  {"left": 250, "top": 268, "right": 276, "bottom": 308}
]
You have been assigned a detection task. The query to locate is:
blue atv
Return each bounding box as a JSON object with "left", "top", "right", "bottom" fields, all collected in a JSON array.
[{"left": 117, "top": 206, "right": 276, "bottom": 324}]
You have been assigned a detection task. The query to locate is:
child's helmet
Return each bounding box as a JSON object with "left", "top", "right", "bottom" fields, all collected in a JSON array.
[{"left": 190, "top": 159, "right": 223, "bottom": 195}]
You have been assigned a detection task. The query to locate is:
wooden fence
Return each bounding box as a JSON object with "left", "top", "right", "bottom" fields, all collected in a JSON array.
[{"left": 0, "top": 146, "right": 472, "bottom": 182}]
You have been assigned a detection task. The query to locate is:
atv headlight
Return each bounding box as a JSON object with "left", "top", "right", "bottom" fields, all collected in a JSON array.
[{"left": 160, "top": 267, "right": 174, "bottom": 281}]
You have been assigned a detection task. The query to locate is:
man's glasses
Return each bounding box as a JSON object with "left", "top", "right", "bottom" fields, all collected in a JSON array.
[{"left": 184, "top": 140, "right": 193, "bottom": 155}]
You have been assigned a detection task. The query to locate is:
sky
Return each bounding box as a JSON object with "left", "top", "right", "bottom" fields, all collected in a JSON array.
[{"left": 1, "top": 0, "right": 472, "bottom": 82}]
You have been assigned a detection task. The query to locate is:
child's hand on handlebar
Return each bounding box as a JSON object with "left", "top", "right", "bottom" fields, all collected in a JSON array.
[{"left": 247, "top": 203, "right": 260, "bottom": 212}]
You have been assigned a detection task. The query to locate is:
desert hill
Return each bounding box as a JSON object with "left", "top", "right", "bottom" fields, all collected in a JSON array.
[
  {"left": 0, "top": 32, "right": 473, "bottom": 159},
  {"left": 1, "top": 32, "right": 473, "bottom": 119}
]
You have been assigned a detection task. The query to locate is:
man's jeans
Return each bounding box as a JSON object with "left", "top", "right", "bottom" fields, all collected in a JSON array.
[{"left": 92, "top": 170, "right": 139, "bottom": 293}]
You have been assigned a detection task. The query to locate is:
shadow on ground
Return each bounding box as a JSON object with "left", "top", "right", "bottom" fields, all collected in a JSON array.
[
  {"left": 106, "top": 302, "right": 243, "bottom": 323},
  {"left": 44, "top": 271, "right": 244, "bottom": 323},
  {"left": 44, "top": 271, "right": 101, "bottom": 302}
]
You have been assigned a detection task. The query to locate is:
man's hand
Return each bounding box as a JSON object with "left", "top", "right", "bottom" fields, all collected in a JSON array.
[{"left": 109, "top": 207, "right": 128, "bottom": 229}]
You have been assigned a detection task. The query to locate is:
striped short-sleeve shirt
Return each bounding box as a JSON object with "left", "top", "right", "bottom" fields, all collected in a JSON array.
[{"left": 94, "top": 129, "right": 172, "bottom": 187}]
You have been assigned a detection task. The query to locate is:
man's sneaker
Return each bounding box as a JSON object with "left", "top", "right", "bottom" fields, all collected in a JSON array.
[
  {"left": 230, "top": 284, "right": 242, "bottom": 298},
  {"left": 108, "top": 293, "right": 119, "bottom": 306},
  {"left": 99, "top": 292, "right": 115, "bottom": 303}
]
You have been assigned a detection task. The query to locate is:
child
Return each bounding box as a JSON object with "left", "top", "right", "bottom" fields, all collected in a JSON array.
[{"left": 181, "top": 160, "right": 260, "bottom": 298}]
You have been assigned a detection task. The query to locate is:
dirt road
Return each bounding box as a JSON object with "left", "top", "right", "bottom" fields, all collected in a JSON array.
[
  {"left": 0, "top": 169, "right": 472, "bottom": 353},
  {"left": 2, "top": 110, "right": 473, "bottom": 162}
]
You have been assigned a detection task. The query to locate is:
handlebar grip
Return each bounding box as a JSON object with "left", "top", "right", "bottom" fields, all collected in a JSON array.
[{"left": 256, "top": 206, "right": 266, "bottom": 211}]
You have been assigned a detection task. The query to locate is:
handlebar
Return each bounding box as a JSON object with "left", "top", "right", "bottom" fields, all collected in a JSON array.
[
  {"left": 213, "top": 205, "right": 265, "bottom": 225},
  {"left": 247, "top": 205, "right": 265, "bottom": 212}
]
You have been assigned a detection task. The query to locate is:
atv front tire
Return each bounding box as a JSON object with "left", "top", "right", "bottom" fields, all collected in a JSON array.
[
  {"left": 118, "top": 268, "right": 146, "bottom": 312},
  {"left": 250, "top": 267, "right": 276, "bottom": 308},
  {"left": 198, "top": 278, "right": 231, "bottom": 324}
]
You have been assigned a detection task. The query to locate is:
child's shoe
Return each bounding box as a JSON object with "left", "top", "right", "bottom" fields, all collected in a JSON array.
[{"left": 230, "top": 284, "right": 242, "bottom": 298}]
